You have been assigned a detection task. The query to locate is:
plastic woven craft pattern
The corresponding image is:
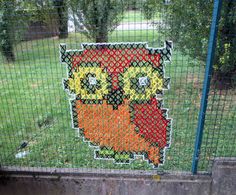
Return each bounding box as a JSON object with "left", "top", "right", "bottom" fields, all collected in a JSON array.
[{"left": 60, "top": 41, "right": 173, "bottom": 168}]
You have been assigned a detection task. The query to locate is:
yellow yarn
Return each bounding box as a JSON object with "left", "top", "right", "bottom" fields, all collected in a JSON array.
[
  {"left": 123, "top": 67, "right": 163, "bottom": 100},
  {"left": 69, "top": 67, "right": 108, "bottom": 99}
]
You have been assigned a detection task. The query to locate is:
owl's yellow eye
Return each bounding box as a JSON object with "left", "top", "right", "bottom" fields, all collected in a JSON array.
[
  {"left": 123, "top": 66, "right": 163, "bottom": 100},
  {"left": 68, "top": 67, "right": 109, "bottom": 100}
]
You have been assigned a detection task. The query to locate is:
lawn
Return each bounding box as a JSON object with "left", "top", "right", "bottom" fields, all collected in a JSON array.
[
  {"left": 122, "top": 10, "right": 160, "bottom": 23},
  {"left": 0, "top": 28, "right": 235, "bottom": 172}
]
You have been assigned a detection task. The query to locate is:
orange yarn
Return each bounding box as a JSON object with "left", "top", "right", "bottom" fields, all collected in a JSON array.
[{"left": 76, "top": 99, "right": 160, "bottom": 164}]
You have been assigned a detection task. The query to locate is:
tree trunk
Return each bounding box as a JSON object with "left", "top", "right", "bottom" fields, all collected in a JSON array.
[
  {"left": 2, "top": 44, "right": 15, "bottom": 63},
  {"left": 95, "top": 24, "right": 108, "bottom": 42},
  {"left": 54, "top": 0, "right": 68, "bottom": 39},
  {"left": 95, "top": 0, "right": 109, "bottom": 43}
]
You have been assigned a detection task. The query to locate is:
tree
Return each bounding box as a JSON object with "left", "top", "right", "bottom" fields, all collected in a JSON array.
[
  {"left": 70, "top": 0, "right": 125, "bottom": 42},
  {"left": 53, "top": 0, "right": 68, "bottom": 39},
  {"left": 0, "top": 1, "right": 16, "bottom": 62},
  {"left": 143, "top": 0, "right": 236, "bottom": 80}
]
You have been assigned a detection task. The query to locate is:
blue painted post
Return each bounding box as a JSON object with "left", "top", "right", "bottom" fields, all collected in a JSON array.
[{"left": 192, "top": 0, "right": 222, "bottom": 174}]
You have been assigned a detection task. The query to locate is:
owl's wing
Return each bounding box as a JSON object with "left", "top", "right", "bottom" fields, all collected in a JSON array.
[{"left": 133, "top": 98, "right": 171, "bottom": 148}]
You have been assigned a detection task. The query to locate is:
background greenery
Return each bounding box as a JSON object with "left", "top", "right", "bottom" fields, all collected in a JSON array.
[{"left": 143, "top": 0, "right": 236, "bottom": 80}]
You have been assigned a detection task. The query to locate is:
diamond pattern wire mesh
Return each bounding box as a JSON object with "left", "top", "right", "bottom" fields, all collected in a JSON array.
[
  {"left": 0, "top": 0, "right": 235, "bottom": 173},
  {"left": 198, "top": 0, "right": 236, "bottom": 172}
]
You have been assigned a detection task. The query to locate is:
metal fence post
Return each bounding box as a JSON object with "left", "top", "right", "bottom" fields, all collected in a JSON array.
[{"left": 192, "top": 0, "right": 222, "bottom": 174}]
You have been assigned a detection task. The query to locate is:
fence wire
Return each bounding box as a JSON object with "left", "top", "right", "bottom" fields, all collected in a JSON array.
[
  {"left": 0, "top": 0, "right": 234, "bottom": 174},
  {"left": 199, "top": 0, "right": 236, "bottom": 172}
]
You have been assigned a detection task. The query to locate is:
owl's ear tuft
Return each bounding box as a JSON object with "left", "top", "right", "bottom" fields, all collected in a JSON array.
[{"left": 165, "top": 41, "right": 173, "bottom": 50}]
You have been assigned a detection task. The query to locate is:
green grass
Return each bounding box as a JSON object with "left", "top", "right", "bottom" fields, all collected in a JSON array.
[
  {"left": 0, "top": 30, "right": 235, "bottom": 172},
  {"left": 198, "top": 87, "right": 236, "bottom": 172},
  {"left": 122, "top": 10, "right": 160, "bottom": 23},
  {"left": 109, "top": 29, "right": 162, "bottom": 45}
]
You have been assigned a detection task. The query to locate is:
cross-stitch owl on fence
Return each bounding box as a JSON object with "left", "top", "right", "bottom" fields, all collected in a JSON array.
[{"left": 60, "top": 41, "right": 173, "bottom": 168}]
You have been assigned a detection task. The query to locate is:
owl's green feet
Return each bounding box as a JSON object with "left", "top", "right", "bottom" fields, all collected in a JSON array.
[{"left": 95, "top": 147, "right": 134, "bottom": 164}]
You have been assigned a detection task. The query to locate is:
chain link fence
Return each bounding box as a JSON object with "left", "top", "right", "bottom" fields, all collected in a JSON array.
[{"left": 0, "top": 0, "right": 235, "bottom": 174}]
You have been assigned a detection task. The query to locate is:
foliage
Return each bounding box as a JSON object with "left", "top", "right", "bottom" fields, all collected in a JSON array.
[
  {"left": 0, "top": 0, "right": 16, "bottom": 62},
  {"left": 143, "top": 0, "right": 236, "bottom": 79},
  {"left": 214, "top": 1, "right": 236, "bottom": 78},
  {"left": 69, "top": 0, "right": 125, "bottom": 42},
  {"left": 20, "top": 1, "right": 54, "bottom": 23}
]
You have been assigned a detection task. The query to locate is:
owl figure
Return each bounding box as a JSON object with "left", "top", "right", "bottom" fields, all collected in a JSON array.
[{"left": 60, "top": 41, "right": 172, "bottom": 168}]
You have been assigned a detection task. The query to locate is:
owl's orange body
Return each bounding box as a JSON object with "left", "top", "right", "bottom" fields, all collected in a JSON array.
[{"left": 77, "top": 99, "right": 160, "bottom": 164}]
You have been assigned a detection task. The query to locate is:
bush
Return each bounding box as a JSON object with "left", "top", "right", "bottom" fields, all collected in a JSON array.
[{"left": 143, "top": 0, "right": 236, "bottom": 80}]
